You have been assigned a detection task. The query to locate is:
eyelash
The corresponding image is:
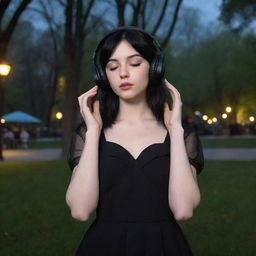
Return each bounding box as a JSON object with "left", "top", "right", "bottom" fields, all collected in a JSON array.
[{"left": 109, "top": 63, "right": 141, "bottom": 71}]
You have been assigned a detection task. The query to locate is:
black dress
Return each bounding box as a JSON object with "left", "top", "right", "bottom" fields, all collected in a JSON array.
[{"left": 67, "top": 121, "right": 204, "bottom": 256}]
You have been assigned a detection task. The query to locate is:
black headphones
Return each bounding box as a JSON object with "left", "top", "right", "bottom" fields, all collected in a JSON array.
[{"left": 92, "top": 26, "right": 165, "bottom": 90}]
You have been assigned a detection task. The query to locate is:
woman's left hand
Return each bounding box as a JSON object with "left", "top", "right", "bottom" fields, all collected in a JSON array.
[{"left": 163, "top": 79, "right": 183, "bottom": 129}]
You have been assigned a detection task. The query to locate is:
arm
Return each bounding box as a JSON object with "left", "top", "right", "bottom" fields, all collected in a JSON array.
[
  {"left": 168, "top": 124, "right": 201, "bottom": 221},
  {"left": 66, "top": 128, "right": 101, "bottom": 222},
  {"left": 163, "top": 79, "right": 202, "bottom": 221}
]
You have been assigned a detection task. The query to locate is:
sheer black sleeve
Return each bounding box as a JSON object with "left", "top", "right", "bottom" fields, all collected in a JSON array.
[
  {"left": 183, "top": 126, "right": 204, "bottom": 175},
  {"left": 67, "top": 121, "right": 87, "bottom": 172}
]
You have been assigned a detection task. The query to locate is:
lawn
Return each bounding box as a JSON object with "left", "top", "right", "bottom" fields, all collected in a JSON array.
[
  {"left": 7, "top": 137, "right": 256, "bottom": 150},
  {"left": 28, "top": 140, "right": 61, "bottom": 149},
  {"left": 0, "top": 160, "right": 255, "bottom": 256},
  {"left": 200, "top": 137, "right": 256, "bottom": 148}
]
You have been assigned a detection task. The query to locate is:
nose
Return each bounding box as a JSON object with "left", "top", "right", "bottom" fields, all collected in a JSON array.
[{"left": 119, "top": 65, "right": 129, "bottom": 79}]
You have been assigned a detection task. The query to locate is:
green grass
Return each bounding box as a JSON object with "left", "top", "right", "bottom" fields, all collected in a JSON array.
[
  {"left": 0, "top": 160, "right": 255, "bottom": 256},
  {"left": 7, "top": 137, "right": 256, "bottom": 149},
  {"left": 201, "top": 138, "right": 256, "bottom": 148},
  {"left": 28, "top": 140, "right": 61, "bottom": 149}
]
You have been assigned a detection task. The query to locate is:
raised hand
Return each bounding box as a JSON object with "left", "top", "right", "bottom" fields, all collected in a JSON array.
[
  {"left": 78, "top": 85, "right": 103, "bottom": 131},
  {"left": 163, "top": 79, "right": 183, "bottom": 129}
]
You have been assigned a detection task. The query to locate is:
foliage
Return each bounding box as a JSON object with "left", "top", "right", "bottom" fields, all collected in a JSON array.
[
  {"left": 168, "top": 31, "right": 256, "bottom": 122},
  {"left": 220, "top": 0, "right": 256, "bottom": 32}
]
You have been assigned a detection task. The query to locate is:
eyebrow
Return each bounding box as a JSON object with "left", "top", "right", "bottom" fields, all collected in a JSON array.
[{"left": 108, "top": 54, "right": 142, "bottom": 62}]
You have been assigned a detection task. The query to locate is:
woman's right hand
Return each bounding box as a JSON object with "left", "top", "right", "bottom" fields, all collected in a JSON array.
[{"left": 78, "top": 85, "right": 103, "bottom": 131}]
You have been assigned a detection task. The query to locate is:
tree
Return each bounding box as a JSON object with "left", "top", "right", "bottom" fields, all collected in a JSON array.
[
  {"left": 107, "top": 0, "right": 184, "bottom": 49},
  {"left": 169, "top": 31, "right": 256, "bottom": 125},
  {"left": 29, "top": 0, "right": 63, "bottom": 130},
  {"left": 220, "top": 0, "right": 256, "bottom": 32},
  {"left": 62, "top": 0, "right": 97, "bottom": 157},
  {"left": 0, "top": 0, "right": 33, "bottom": 160}
]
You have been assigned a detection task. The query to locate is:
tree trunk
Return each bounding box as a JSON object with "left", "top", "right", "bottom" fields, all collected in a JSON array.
[
  {"left": 62, "top": 0, "right": 86, "bottom": 158},
  {"left": 62, "top": 54, "right": 81, "bottom": 157},
  {"left": 0, "top": 78, "right": 6, "bottom": 160},
  {"left": 0, "top": 39, "right": 8, "bottom": 160}
]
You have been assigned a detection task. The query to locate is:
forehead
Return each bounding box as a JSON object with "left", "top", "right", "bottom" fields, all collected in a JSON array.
[{"left": 109, "top": 40, "right": 140, "bottom": 59}]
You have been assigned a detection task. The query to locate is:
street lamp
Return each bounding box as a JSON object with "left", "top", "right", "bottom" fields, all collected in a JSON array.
[
  {"left": 0, "top": 62, "right": 11, "bottom": 161},
  {"left": 0, "top": 63, "right": 11, "bottom": 77},
  {"left": 202, "top": 115, "right": 208, "bottom": 121},
  {"left": 222, "top": 113, "right": 228, "bottom": 119},
  {"left": 226, "top": 106, "right": 232, "bottom": 113},
  {"left": 55, "top": 112, "right": 63, "bottom": 137},
  {"left": 56, "top": 112, "right": 63, "bottom": 120},
  {"left": 249, "top": 116, "right": 255, "bottom": 122}
]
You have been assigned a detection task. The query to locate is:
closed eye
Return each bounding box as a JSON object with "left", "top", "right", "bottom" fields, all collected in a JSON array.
[
  {"left": 109, "top": 63, "right": 141, "bottom": 71},
  {"left": 131, "top": 63, "right": 141, "bottom": 67}
]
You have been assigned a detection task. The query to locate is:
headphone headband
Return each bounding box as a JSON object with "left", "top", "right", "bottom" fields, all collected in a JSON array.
[{"left": 92, "top": 26, "right": 163, "bottom": 63}]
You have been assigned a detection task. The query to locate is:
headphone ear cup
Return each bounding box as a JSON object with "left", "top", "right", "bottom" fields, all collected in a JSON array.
[
  {"left": 150, "top": 54, "right": 165, "bottom": 85},
  {"left": 93, "top": 63, "right": 108, "bottom": 88}
]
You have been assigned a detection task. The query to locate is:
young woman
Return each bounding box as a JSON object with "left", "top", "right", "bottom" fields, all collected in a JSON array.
[{"left": 66, "top": 26, "right": 204, "bottom": 256}]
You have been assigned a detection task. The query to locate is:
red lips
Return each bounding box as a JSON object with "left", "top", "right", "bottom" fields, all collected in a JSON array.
[{"left": 119, "top": 83, "right": 133, "bottom": 88}]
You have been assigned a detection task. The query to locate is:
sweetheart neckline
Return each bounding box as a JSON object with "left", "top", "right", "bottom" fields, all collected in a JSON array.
[{"left": 102, "top": 130, "right": 169, "bottom": 161}]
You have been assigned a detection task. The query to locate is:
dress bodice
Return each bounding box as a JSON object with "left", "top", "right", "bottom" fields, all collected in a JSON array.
[{"left": 96, "top": 129, "right": 173, "bottom": 222}]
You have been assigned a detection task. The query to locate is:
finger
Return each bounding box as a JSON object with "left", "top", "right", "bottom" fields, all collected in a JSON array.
[
  {"left": 164, "top": 79, "right": 181, "bottom": 100},
  {"left": 91, "top": 85, "right": 98, "bottom": 91},
  {"left": 78, "top": 86, "right": 98, "bottom": 100},
  {"left": 93, "top": 100, "right": 100, "bottom": 113},
  {"left": 164, "top": 102, "right": 172, "bottom": 112},
  {"left": 78, "top": 91, "right": 96, "bottom": 107},
  {"left": 80, "top": 91, "right": 97, "bottom": 112},
  {"left": 164, "top": 79, "right": 179, "bottom": 93}
]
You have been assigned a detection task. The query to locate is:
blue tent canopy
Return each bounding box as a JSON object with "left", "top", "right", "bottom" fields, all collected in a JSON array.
[{"left": 1, "top": 111, "right": 42, "bottom": 123}]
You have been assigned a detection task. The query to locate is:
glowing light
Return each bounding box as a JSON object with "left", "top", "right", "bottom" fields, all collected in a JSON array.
[
  {"left": 0, "top": 63, "right": 11, "bottom": 76},
  {"left": 249, "top": 116, "right": 255, "bottom": 122},
  {"left": 207, "top": 119, "right": 213, "bottom": 124},
  {"left": 226, "top": 106, "right": 232, "bottom": 113},
  {"left": 222, "top": 113, "right": 228, "bottom": 119},
  {"left": 212, "top": 117, "right": 217, "bottom": 122},
  {"left": 202, "top": 115, "right": 208, "bottom": 120},
  {"left": 56, "top": 112, "right": 63, "bottom": 120},
  {"left": 1, "top": 119, "right": 6, "bottom": 124}
]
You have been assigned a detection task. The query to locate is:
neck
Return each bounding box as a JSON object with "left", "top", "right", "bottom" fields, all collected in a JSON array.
[{"left": 116, "top": 97, "right": 155, "bottom": 123}]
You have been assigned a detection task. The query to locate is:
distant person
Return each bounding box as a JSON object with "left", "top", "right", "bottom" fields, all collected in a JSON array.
[
  {"left": 20, "top": 128, "right": 30, "bottom": 149},
  {"left": 3, "top": 128, "right": 15, "bottom": 149},
  {"left": 12, "top": 126, "right": 20, "bottom": 148}
]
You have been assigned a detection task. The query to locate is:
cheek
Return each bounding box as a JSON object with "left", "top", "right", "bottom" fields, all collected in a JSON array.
[
  {"left": 138, "top": 65, "right": 150, "bottom": 83},
  {"left": 106, "top": 71, "right": 115, "bottom": 84}
]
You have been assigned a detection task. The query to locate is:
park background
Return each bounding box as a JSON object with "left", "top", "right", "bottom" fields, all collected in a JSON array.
[{"left": 0, "top": 0, "right": 255, "bottom": 255}]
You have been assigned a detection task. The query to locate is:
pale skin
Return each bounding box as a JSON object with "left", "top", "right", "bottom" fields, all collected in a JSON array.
[{"left": 65, "top": 40, "right": 200, "bottom": 222}]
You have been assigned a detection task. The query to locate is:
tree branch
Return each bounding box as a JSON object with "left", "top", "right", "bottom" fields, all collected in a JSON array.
[
  {"left": 0, "top": 0, "right": 11, "bottom": 24},
  {"left": 151, "top": 0, "right": 168, "bottom": 35},
  {"left": 82, "top": 0, "right": 95, "bottom": 29},
  {"left": 161, "top": 0, "right": 183, "bottom": 49},
  {"left": 6, "top": 0, "right": 33, "bottom": 38},
  {"left": 130, "top": 0, "right": 142, "bottom": 26},
  {"left": 141, "top": 0, "right": 147, "bottom": 29},
  {"left": 115, "top": 0, "right": 128, "bottom": 26},
  {"left": 64, "top": 0, "right": 73, "bottom": 54}
]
